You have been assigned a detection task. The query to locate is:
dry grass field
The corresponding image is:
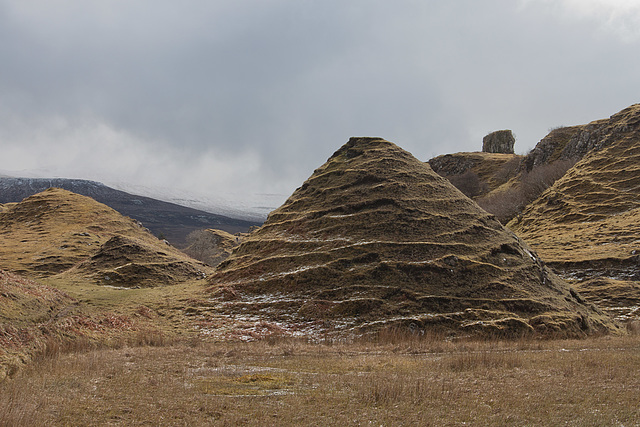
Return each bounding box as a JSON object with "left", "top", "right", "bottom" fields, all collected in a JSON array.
[
  {"left": 1, "top": 330, "right": 639, "bottom": 426},
  {"left": 3, "top": 110, "right": 640, "bottom": 425}
]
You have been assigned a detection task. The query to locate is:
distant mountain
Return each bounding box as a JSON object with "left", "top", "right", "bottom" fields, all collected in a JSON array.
[
  {"left": 0, "top": 178, "right": 261, "bottom": 247},
  {"left": 108, "top": 182, "right": 282, "bottom": 223}
]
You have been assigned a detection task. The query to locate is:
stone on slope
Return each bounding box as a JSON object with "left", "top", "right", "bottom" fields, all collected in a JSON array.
[{"left": 210, "top": 137, "right": 615, "bottom": 338}]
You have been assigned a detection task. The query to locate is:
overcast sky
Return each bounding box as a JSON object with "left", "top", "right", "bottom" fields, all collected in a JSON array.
[{"left": 1, "top": 0, "right": 639, "bottom": 216}]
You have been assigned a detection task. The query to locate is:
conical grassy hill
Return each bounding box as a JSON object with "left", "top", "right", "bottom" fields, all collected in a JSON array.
[
  {"left": 210, "top": 137, "right": 615, "bottom": 338},
  {"left": 0, "top": 188, "right": 209, "bottom": 287}
]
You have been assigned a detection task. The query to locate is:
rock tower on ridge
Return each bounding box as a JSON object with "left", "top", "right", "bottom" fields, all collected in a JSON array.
[
  {"left": 210, "top": 137, "right": 614, "bottom": 338},
  {"left": 483, "top": 130, "right": 515, "bottom": 154}
]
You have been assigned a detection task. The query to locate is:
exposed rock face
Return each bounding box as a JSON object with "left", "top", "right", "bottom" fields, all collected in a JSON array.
[
  {"left": 483, "top": 130, "right": 515, "bottom": 154},
  {"left": 209, "top": 137, "right": 614, "bottom": 338},
  {"left": 520, "top": 126, "right": 585, "bottom": 172},
  {"left": 508, "top": 104, "right": 640, "bottom": 321},
  {"left": 0, "top": 188, "right": 210, "bottom": 286},
  {"left": 520, "top": 105, "right": 640, "bottom": 172},
  {"left": 183, "top": 228, "right": 244, "bottom": 267}
]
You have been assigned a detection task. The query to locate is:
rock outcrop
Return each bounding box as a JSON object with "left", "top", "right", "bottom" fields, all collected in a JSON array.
[
  {"left": 183, "top": 228, "right": 244, "bottom": 267},
  {"left": 519, "top": 125, "right": 586, "bottom": 172},
  {"left": 432, "top": 124, "right": 594, "bottom": 224},
  {"left": 209, "top": 137, "right": 615, "bottom": 338},
  {"left": 483, "top": 130, "right": 515, "bottom": 154}
]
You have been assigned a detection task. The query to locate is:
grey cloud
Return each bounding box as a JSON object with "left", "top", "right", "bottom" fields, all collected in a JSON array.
[{"left": 0, "top": 0, "right": 639, "bottom": 208}]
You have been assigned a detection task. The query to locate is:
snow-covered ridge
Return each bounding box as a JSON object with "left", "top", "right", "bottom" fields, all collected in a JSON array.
[
  {"left": 107, "top": 182, "right": 285, "bottom": 223},
  {"left": 0, "top": 173, "right": 283, "bottom": 223}
]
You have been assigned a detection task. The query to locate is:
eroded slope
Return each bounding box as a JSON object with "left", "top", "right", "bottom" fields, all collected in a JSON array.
[
  {"left": 429, "top": 152, "right": 522, "bottom": 198},
  {"left": 0, "top": 188, "right": 210, "bottom": 286},
  {"left": 509, "top": 104, "right": 640, "bottom": 321},
  {"left": 0, "top": 270, "right": 76, "bottom": 380},
  {"left": 183, "top": 229, "right": 245, "bottom": 267},
  {"left": 209, "top": 137, "right": 614, "bottom": 338}
]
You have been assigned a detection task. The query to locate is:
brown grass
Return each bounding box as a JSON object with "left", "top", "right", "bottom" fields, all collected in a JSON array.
[
  {"left": 182, "top": 228, "right": 243, "bottom": 267},
  {"left": 446, "top": 170, "right": 488, "bottom": 198},
  {"left": 477, "top": 159, "right": 577, "bottom": 223},
  {"left": 1, "top": 334, "right": 639, "bottom": 426},
  {"left": 210, "top": 138, "right": 614, "bottom": 338}
]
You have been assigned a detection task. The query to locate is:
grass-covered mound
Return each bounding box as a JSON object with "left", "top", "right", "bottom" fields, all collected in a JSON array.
[
  {"left": 63, "top": 235, "right": 208, "bottom": 288},
  {"left": 509, "top": 104, "right": 640, "bottom": 321},
  {"left": 210, "top": 137, "right": 615, "bottom": 338},
  {"left": 0, "top": 188, "right": 210, "bottom": 287}
]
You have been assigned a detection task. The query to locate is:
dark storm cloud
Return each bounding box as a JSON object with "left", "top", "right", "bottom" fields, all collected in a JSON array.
[{"left": 1, "top": 0, "right": 639, "bottom": 212}]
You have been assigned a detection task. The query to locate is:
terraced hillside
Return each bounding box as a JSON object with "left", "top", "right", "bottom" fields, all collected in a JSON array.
[
  {"left": 509, "top": 104, "right": 640, "bottom": 321},
  {"left": 209, "top": 137, "right": 615, "bottom": 338},
  {"left": 0, "top": 188, "right": 210, "bottom": 287}
]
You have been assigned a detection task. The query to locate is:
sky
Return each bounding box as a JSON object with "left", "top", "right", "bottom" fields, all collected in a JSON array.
[{"left": 1, "top": 0, "right": 639, "bottom": 218}]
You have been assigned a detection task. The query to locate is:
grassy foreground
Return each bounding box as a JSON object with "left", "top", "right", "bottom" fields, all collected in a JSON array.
[{"left": 1, "top": 332, "right": 639, "bottom": 426}]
